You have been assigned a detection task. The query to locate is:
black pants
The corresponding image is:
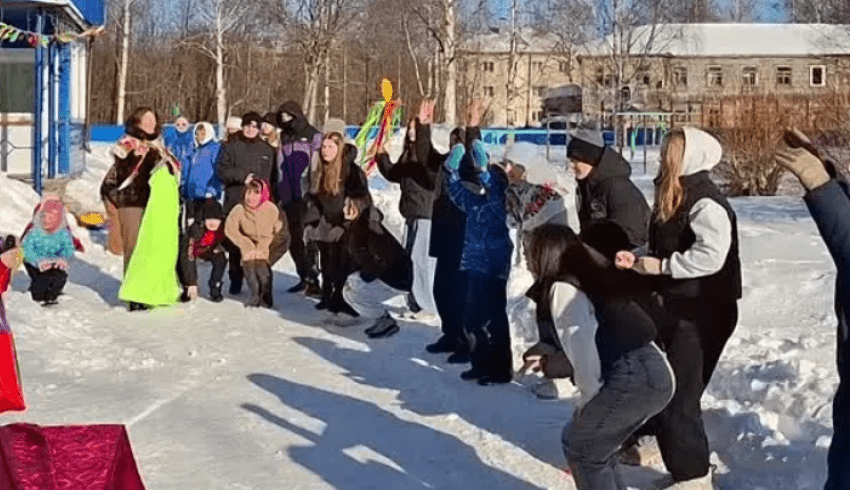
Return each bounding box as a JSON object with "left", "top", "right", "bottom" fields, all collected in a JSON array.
[
  {"left": 24, "top": 263, "right": 68, "bottom": 302},
  {"left": 433, "top": 257, "right": 467, "bottom": 348},
  {"left": 318, "top": 240, "right": 351, "bottom": 312},
  {"left": 177, "top": 236, "right": 227, "bottom": 288},
  {"left": 404, "top": 218, "right": 420, "bottom": 311},
  {"left": 462, "top": 270, "right": 512, "bottom": 378},
  {"left": 282, "top": 200, "right": 317, "bottom": 283},
  {"left": 640, "top": 296, "right": 738, "bottom": 481},
  {"left": 223, "top": 239, "right": 243, "bottom": 290}
]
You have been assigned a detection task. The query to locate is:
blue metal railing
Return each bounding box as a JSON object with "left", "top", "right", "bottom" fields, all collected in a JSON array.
[{"left": 69, "top": 0, "right": 105, "bottom": 26}]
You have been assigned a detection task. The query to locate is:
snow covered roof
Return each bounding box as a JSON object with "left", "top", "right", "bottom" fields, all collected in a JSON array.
[
  {"left": 580, "top": 23, "right": 850, "bottom": 58},
  {"left": 462, "top": 27, "right": 563, "bottom": 54}
]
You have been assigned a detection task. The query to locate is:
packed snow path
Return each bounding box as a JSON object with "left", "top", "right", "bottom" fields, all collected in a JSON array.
[{"left": 0, "top": 141, "right": 840, "bottom": 489}]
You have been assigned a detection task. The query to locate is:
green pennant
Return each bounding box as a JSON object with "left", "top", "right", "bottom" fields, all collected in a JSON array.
[{"left": 9, "top": 30, "right": 19, "bottom": 43}]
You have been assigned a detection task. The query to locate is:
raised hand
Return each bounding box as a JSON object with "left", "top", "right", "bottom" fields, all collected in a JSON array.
[
  {"left": 614, "top": 251, "right": 636, "bottom": 270},
  {"left": 418, "top": 98, "right": 435, "bottom": 125}
]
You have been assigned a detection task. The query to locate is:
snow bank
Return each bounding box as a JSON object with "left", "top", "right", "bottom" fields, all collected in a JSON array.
[{"left": 0, "top": 173, "right": 40, "bottom": 237}]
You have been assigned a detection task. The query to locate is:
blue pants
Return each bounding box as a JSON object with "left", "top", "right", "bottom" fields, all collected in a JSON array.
[{"left": 804, "top": 180, "right": 850, "bottom": 490}]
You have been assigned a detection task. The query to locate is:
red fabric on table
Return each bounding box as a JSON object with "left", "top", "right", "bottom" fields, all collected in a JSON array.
[{"left": 0, "top": 424, "right": 146, "bottom": 490}]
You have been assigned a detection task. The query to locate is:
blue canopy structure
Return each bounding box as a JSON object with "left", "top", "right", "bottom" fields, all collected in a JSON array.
[{"left": 0, "top": 0, "right": 105, "bottom": 194}]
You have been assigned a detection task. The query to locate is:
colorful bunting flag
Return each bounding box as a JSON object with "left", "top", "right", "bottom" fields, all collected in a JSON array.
[{"left": 0, "top": 22, "right": 104, "bottom": 47}]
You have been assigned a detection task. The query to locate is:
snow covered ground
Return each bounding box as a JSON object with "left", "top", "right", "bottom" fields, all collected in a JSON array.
[{"left": 0, "top": 135, "right": 839, "bottom": 489}]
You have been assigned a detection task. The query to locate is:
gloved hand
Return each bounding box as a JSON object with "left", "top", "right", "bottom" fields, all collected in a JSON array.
[
  {"left": 445, "top": 143, "right": 465, "bottom": 173},
  {"left": 632, "top": 256, "right": 663, "bottom": 275},
  {"left": 774, "top": 145, "right": 830, "bottom": 191},
  {"left": 480, "top": 170, "right": 491, "bottom": 186},
  {"left": 471, "top": 140, "right": 488, "bottom": 169}
]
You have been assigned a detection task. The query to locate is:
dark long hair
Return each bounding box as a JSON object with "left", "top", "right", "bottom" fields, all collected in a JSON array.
[
  {"left": 524, "top": 224, "right": 651, "bottom": 322},
  {"left": 125, "top": 107, "right": 161, "bottom": 141}
]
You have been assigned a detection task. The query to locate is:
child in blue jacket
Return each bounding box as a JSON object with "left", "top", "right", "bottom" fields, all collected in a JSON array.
[
  {"left": 181, "top": 121, "right": 223, "bottom": 224},
  {"left": 21, "top": 196, "right": 76, "bottom": 306},
  {"left": 446, "top": 140, "right": 514, "bottom": 385}
]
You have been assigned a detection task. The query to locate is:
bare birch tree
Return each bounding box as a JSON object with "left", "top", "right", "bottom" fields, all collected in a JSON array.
[
  {"left": 408, "top": 0, "right": 461, "bottom": 124},
  {"left": 114, "top": 0, "right": 137, "bottom": 124}
]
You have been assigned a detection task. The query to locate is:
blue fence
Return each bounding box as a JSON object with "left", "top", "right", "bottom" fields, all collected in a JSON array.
[{"left": 89, "top": 124, "right": 634, "bottom": 147}]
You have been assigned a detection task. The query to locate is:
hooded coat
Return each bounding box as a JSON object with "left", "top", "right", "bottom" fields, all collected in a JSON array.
[
  {"left": 649, "top": 127, "right": 742, "bottom": 303},
  {"left": 276, "top": 101, "right": 322, "bottom": 205},
  {"left": 163, "top": 124, "right": 195, "bottom": 164},
  {"left": 21, "top": 196, "right": 76, "bottom": 267},
  {"left": 576, "top": 147, "right": 650, "bottom": 251},
  {"left": 215, "top": 132, "right": 276, "bottom": 214},
  {"left": 447, "top": 144, "right": 514, "bottom": 281},
  {"left": 181, "top": 122, "right": 223, "bottom": 202},
  {"left": 224, "top": 180, "right": 286, "bottom": 262},
  {"left": 374, "top": 119, "right": 440, "bottom": 220}
]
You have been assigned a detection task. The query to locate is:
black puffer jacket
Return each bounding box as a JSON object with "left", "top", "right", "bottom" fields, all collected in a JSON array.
[
  {"left": 303, "top": 145, "right": 370, "bottom": 229},
  {"left": 576, "top": 147, "right": 650, "bottom": 252},
  {"left": 375, "top": 119, "right": 439, "bottom": 220},
  {"left": 215, "top": 133, "right": 276, "bottom": 214}
]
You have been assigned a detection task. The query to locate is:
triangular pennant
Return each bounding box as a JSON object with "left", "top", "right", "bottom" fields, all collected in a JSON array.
[{"left": 9, "top": 30, "right": 19, "bottom": 42}]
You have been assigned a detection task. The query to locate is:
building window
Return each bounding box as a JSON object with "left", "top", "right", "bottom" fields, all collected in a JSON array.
[
  {"left": 559, "top": 61, "right": 569, "bottom": 73},
  {"left": 776, "top": 66, "right": 792, "bottom": 86},
  {"left": 0, "top": 49, "right": 35, "bottom": 113},
  {"left": 532, "top": 110, "right": 543, "bottom": 122},
  {"left": 707, "top": 66, "right": 723, "bottom": 87},
  {"left": 532, "top": 61, "right": 543, "bottom": 72},
  {"left": 532, "top": 86, "right": 546, "bottom": 97},
  {"left": 483, "top": 86, "right": 495, "bottom": 97},
  {"left": 742, "top": 66, "right": 757, "bottom": 86},
  {"left": 811, "top": 65, "right": 826, "bottom": 87},
  {"left": 673, "top": 66, "right": 687, "bottom": 87},
  {"left": 482, "top": 61, "right": 494, "bottom": 73},
  {"left": 637, "top": 70, "right": 650, "bottom": 85}
]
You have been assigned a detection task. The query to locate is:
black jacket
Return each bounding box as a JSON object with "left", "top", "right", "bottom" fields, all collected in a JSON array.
[
  {"left": 346, "top": 206, "right": 413, "bottom": 292},
  {"left": 375, "top": 121, "right": 439, "bottom": 220},
  {"left": 649, "top": 171, "right": 742, "bottom": 303},
  {"left": 428, "top": 126, "right": 480, "bottom": 265},
  {"left": 576, "top": 147, "right": 650, "bottom": 252},
  {"left": 303, "top": 145, "right": 370, "bottom": 230},
  {"left": 215, "top": 134, "right": 276, "bottom": 214}
]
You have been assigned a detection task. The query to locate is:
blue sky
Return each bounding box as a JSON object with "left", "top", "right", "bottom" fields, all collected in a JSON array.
[{"left": 489, "top": 0, "right": 788, "bottom": 24}]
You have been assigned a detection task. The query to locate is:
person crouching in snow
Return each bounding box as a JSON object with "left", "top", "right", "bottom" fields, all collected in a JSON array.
[
  {"left": 446, "top": 139, "right": 514, "bottom": 385},
  {"left": 524, "top": 223, "right": 673, "bottom": 490},
  {"left": 21, "top": 196, "right": 77, "bottom": 306},
  {"left": 225, "top": 178, "right": 288, "bottom": 308},
  {"left": 178, "top": 199, "right": 228, "bottom": 303},
  {"left": 181, "top": 121, "right": 223, "bottom": 225}
]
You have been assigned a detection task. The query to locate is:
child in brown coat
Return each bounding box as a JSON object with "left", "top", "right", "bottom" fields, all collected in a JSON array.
[{"left": 224, "top": 179, "right": 289, "bottom": 308}]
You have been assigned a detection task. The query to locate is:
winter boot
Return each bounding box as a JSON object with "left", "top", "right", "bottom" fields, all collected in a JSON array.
[
  {"left": 179, "top": 289, "right": 192, "bottom": 303},
  {"left": 304, "top": 276, "right": 322, "bottom": 299},
  {"left": 208, "top": 281, "right": 223, "bottom": 303},
  {"left": 287, "top": 280, "right": 306, "bottom": 293},
  {"left": 256, "top": 263, "right": 274, "bottom": 308},
  {"left": 243, "top": 261, "right": 261, "bottom": 307},
  {"left": 367, "top": 320, "right": 399, "bottom": 338},
  {"left": 330, "top": 286, "right": 360, "bottom": 318},
  {"left": 315, "top": 279, "right": 333, "bottom": 310},
  {"left": 426, "top": 335, "right": 458, "bottom": 354},
  {"left": 365, "top": 311, "right": 395, "bottom": 336}
]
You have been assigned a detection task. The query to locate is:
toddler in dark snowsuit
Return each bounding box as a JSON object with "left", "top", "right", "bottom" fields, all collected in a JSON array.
[{"left": 178, "top": 198, "right": 228, "bottom": 303}]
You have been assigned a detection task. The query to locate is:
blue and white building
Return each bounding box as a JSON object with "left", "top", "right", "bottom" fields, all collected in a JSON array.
[{"left": 0, "top": 0, "right": 105, "bottom": 193}]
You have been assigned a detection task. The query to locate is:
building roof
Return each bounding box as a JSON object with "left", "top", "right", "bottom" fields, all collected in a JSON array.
[
  {"left": 462, "top": 27, "right": 564, "bottom": 54},
  {"left": 5, "top": 0, "right": 104, "bottom": 26},
  {"left": 580, "top": 23, "right": 850, "bottom": 58}
]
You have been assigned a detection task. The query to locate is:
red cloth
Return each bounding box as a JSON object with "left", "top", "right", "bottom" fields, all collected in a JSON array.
[
  {"left": 0, "top": 262, "right": 10, "bottom": 295},
  {"left": 191, "top": 227, "right": 225, "bottom": 258},
  {"left": 0, "top": 424, "right": 146, "bottom": 490},
  {"left": 0, "top": 301, "right": 25, "bottom": 415}
]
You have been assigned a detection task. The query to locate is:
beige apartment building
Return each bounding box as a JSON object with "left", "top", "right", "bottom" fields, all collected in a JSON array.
[
  {"left": 458, "top": 28, "right": 574, "bottom": 127},
  {"left": 461, "top": 23, "right": 850, "bottom": 130}
]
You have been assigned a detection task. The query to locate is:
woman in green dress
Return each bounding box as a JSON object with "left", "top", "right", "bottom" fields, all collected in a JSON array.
[{"left": 113, "top": 109, "right": 182, "bottom": 310}]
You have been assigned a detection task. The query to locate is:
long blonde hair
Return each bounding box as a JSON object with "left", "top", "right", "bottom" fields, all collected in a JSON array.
[
  {"left": 313, "top": 133, "right": 344, "bottom": 196},
  {"left": 655, "top": 129, "right": 686, "bottom": 223}
]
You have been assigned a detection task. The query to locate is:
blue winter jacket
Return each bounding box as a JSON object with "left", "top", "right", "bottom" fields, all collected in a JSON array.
[
  {"left": 448, "top": 147, "right": 513, "bottom": 280},
  {"left": 164, "top": 125, "right": 195, "bottom": 164},
  {"left": 181, "top": 122, "right": 223, "bottom": 202},
  {"left": 22, "top": 227, "right": 75, "bottom": 266}
]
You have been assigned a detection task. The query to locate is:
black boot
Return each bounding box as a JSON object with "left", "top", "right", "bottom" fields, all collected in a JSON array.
[
  {"left": 315, "top": 279, "right": 333, "bottom": 310},
  {"left": 209, "top": 281, "right": 223, "bottom": 303},
  {"left": 287, "top": 280, "right": 306, "bottom": 293},
  {"left": 304, "top": 276, "right": 322, "bottom": 299},
  {"left": 257, "top": 263, "right": 273, "bottom": 308},
  {"left": 426, "top": 335, "right": 458, "bottom": 354},
  {"left": 243, "top": 262, "right": 261, "bottom": 307},
  {"left": 179, "top": 289, "right": 192, "bottom": 303}
]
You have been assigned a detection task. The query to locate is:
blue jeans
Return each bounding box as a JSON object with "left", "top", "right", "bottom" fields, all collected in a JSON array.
[{"left": 565, "top": 343, "right": 674, "bottom": 490}]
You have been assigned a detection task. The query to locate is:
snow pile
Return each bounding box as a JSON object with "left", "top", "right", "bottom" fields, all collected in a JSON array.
[
  {"left": 0, "top": 172, "right": 40, "bottom": 237},
  {"left": 64, "top": 143, "right": 113, "bottom": 216}
]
